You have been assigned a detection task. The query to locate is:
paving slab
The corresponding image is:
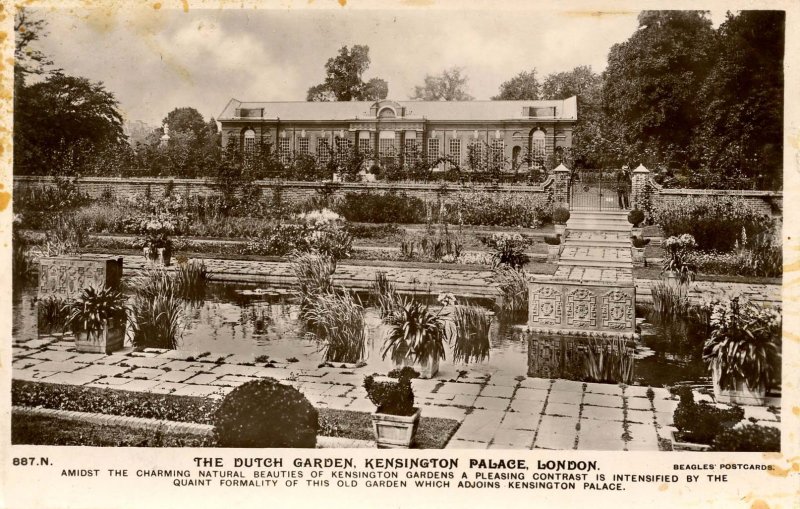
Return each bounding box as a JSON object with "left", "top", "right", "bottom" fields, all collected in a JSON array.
[
  {"left": 184, "top": 373, "right": 223, "bottom": 385},
  {"left": 473, "top": 396, "right": 511, "bottom": 411},
  {"left": 32, "top": 361, "right": 86, "bottom": 373},
  {"left": 156, "top": 370, "right": 197, "bottom": 383},
  {"left": 161, "top": 360, "right": 209, "bottom": 373},
  {"left": 626, "top": 408, "right": 655, "bottom": 424},
  {"left": 537, "top": 415, "right": 578, "bottom": 437},
  {"left": 40, "top": 371, "right": 101, "bottom": 386},
  {"left": 499, "top": 413, "right": 540, "bottom": 431},
  {"left": 211, "top": 364, "right": 264, "bottom": 377},
  {"left": 88, "top": 376, "right": 133, "bottom": 387},
  {"left": 75, "top": 364, "right": 130, "bottom": 377},
  {"left": 519, "top": 378, "right": 552, "bottom": 390},
  {"left": 437, "top": 382, "right": 483, "bottom": 396},
  {"left": 548, "top": 390, "right": 584, "bottom": 405},
  {"left": 125, "top": 367, "right": 164, "bottom": 379},
  {"left": 486, "top": 374, "right": 522, "bottom": 387},
  {"left": 148, "top": 382, "right": 187, "bottom": 394},
  {"left": 551, "top": 380, "right": 585, "bottom": 393},
  {"left": 581, "top": 405, "right": 625, "bottom": 422},
  {"left": 446, "top": 439, "right": 489, "bottom": 450},
  {"left": 452, "top": 410, "right": 504, "bottom": 442},
  {"left": 420, "top": 405, "right": 468, "bottom": 421},
  {"left": 514, "top": 388, "right": 549, "bottom": 402},
  {"left": 584, "top": 383, "right": 624, "bottom": 396},
  {"left": 118, "top": 356, "right": 172, "bottom": 369},
  {"left": 68, "top": 353, "right": 109, "bottom": 364},
  {"left": 28, "top": 350, "right": 78, "bottom": 362},
  {"left": 115, "top": 379, "right": 162, "bottom": 392},
  {"left": 491, "top": 428, "right": 535, "bottom": 448},
  {"left": 534, "top": 430, "right": 576, "bottom": 450},
  {"left": 545, "top": 402, "right": 581, "bottom": 418},
  {"left": 583, "top": 393, "right": 623, "bottom": 408},
  {"left": 508, "top": 398, "right": 545, "bottom": 415},
  {"left": 171, "top": 384, "right": 225, "bottom": 398},
  {"left": 480, "top": 385, "right": 515, "bottom": 399}
]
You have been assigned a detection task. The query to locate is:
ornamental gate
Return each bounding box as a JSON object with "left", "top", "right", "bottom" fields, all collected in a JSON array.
[{"left": 569, "top": 170, "right": 627, "bottom": 211}]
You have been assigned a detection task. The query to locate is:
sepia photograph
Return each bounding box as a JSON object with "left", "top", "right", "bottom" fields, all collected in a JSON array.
[{"left": 2, "top": 2, "right": 797, "bottom": 506}]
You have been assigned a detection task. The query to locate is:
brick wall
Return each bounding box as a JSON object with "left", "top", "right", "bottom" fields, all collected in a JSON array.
[
  {"left": 12, "top": 175, "right": 552, "bottom": 208},
  {"left": 653, "top": 188, "right": 782, "bottom": 217}
]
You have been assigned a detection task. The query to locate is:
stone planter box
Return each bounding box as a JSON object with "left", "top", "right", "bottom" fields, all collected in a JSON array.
[
  {"left": 712, "top": 364, "right": 767, "bottom": 406},
  {"left": 143, "top": 247, "right": 172, "bottom": 267},
  {"left": 631, "top": 227, "right": 643, "bottom": 238},
  {"left": 669, "top": 429, "right": 711, "bottom": 452},
  {"left": 75, "top": 322, "right": 125, "bottom": 354},
  {"left": 371, "top": 408, "right": 421, "bottom": 449},
  {"left": 554, "top": 224, "right": 566, "bottom": 237},
  {"left": 395, "top": 355, "right": 439, "bottom": 379},
  {"left": 38, "top": 256, "right": 123, "bottom": 301}
]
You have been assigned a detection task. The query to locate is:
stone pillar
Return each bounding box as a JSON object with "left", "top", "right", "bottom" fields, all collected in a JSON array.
[
  {"left": 631, "top": 164, "right": 650, "bottom": 212},
  {"left": 552, "top": 163, "right": 571, "bottom": 208}
]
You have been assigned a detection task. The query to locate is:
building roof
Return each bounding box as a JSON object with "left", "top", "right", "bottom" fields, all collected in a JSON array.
[{"left": 218, "top": 97, "right": 577, "bottom": 122}]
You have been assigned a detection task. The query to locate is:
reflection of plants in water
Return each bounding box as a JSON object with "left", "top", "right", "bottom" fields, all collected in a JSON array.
[
  {"left": 650, "top": 281, "right": 689, "bottom": 319},
  {"left": 241, "top": 305, "right": 273, "bottom": 336},
  {"left": 493, "top": 267, "right": 528, "bottom": 323},
  {"left": 582, "top": 338, "right": 635, "bottom": 384},
  {"left": 451, "top": 305, "right": 493, "bottom": 364}
]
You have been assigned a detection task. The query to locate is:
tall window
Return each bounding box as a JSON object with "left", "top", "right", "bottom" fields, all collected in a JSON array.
[
  {"left": 379, "top": 131, "right": 396, "bottom": 163},
  {"left": 532, "top": 130, "right": 546, "bottom": 169},
  {"left": 427, "top": 138, "right": 440, "bottom": 165},
  {"left": 358, "top": 132, "right": 372, "bottom": 155},
  {"left": 297, "top": 137, "right": 309, "bottom": 155},
  {"left": 243, "top": 129, "right": 256, "bottom": 157},
  {"left": 491, "top": 139, "right": 505, "bottom": 170},
  {"left": 449, "top": 138, "right": 462, "bottom": 165},
  {"left": 278, "top": 138, "right": 291, "bottom": 164},
  {"left": 317, "top": 138, "right": 330, "bottom": 164},
  {"left": 404, "top": 132, "right": 417, "bottom": 165},
  {"left": 334, "top": 137, "right": 352, "bottom": 165}
]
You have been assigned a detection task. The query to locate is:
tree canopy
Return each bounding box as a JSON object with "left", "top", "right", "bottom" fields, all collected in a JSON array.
[
  {"left": 411, "top": 67, "right": 473, "bottom": 101},
  {"left": 306, "top": 45, "right": 389, "bottom": 101},
  {"left": 493, "top": 70, "right": 541, "bottom": 100},
  {"left": 163, "top": 107, "right": 208, "bottom": 137}
]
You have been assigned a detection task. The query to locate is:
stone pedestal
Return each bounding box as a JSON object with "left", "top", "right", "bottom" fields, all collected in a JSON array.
[
  {"left": 631, "top": 164, "right": 650, "bottom": 214},
  {"left": 528, "top": 281, "right": 636, "bottom": 339},
  {"left": 552, "top": 163, "right": 571, "bottom": 209},
  {"left": 38, "top": 256, "right": 123, "bottom": 301}
]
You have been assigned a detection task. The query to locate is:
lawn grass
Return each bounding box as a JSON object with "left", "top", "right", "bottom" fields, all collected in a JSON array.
[{"left": 11, "top": 413, "right": 214, "bottom": 447}]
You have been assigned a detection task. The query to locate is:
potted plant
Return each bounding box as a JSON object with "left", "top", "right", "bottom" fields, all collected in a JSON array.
[
  {"left": 631, "top": 236, "right": 650, "bottom": 267},
  {"left": 363, "top": 371, "right": 420, "bottom": 449},
  {"left": 669, "top": 386, "right": 744, "bottom": 451},
  {"left": 66, "top": 286, "right": 129, "bottom": 354},
  {"left": 661, "top": 234, "right": 696, "bottom": 285},
  {"left": 544, "top": 234, "right": 561, "bottom": 263},
  {"left": 382, "top": 296, "right": 450, "bottom": 379},
  {"left": 552, "top": 207, "right": 570, "bottom": 237},
  {"left": 141, "top": 216, "right": 175, "bottom": 266},
  {"left": 702, "top": 297, "right": 781, "bottom": 406},
  {"left": 627, "top": 209, "right": 645, "bottom": 237}
]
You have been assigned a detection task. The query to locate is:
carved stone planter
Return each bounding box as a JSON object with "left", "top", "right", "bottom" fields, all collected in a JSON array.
[{"left": 371, "top": 408, "right": 421, "bottom": 449}]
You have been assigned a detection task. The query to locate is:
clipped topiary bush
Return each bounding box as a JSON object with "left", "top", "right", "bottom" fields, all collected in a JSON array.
[
  {"left": 552, "top": 207, "right": 570, "bottom": 225},
  {"left": 627, "top": 209, "right": 645, "bottom": 226},
  {"left": 363, "top": 373, "right": 415, "bottom": 416},
  {"left": 214, "top": 378, "right": 319, "bottom": 448},
  {"left": 543, "top": 234, "right": 562, "bottom": 246},
  {"left": 671, "top": 386, "right": 744, "bottom": 445}
]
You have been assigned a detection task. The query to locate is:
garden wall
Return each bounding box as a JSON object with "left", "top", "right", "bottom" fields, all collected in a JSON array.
[
  {"left": 12, "top": 175, "right": 551, "bottom": 208},
  {"left": 653, "top": 188, "right": 782, "bottom": 217},
  {"left": 13, "top": 175, "right": 782, "bottom": 218}
]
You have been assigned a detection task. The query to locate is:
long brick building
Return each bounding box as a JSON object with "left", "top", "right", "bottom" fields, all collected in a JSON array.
[{"left": 217, "top": 97, "right": 577, "bottom": 172}]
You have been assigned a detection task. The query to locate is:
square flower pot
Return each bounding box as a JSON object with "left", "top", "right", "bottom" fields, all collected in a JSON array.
[
  {"left": 712, "top": 364, "right": 766, "bottom": 406},
  {"left": 554, "top": 224, "right": 566, "bottom": 237},
  {"left": 632, "top": 247, "right": 646, "bottom": 267},
  {"left": 371, "top": 408, "right": 421, "bottom": 449},
  {"left": 75, "top": 323, "right": 125, "bottom": 354}
]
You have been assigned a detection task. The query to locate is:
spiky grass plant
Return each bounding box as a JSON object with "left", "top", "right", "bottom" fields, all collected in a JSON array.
[
  {"left": 451, "top": 305, "right": 492, "bottom": 364},
  {"left": 66, "top": 286, "right": 129, "bottom": 335},
  {"left": 370, "top": 271, "right": 402, "bottom": 319},
  {"left": 36, "top": 295, "right": 70, "bottom": 335},
  {"left": 129, "top": 268, "right": 184, "bottom": 350},
  {"left": 651, "top": 280, "right": 690, "bottom": 319},
  {"left": 582, "top": 337, "right": 635, "bottom": 384},
  {"left": 382, "top": 299, "right": 449, "bottom": 366},
  {"left": 304, "top": 291, "right": 367, "bottom": 364},
  {"left": 173, "top": 259, "right": 210, "bottom": 301},
  {"left": 292, "top": 252, "right": 337, "bottom": 318},
  {"left": 493, "top": 267, "right": 529, "bottom": 321}
]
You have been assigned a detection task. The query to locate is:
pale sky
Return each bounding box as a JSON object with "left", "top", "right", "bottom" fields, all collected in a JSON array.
[{"left": 26, "top": 4, "right": 728, "bottom": 126}]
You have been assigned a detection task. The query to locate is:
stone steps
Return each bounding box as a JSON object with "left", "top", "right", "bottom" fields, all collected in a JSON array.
[{"left": 558, "top": 258, "right": 631, "bottom": 269}]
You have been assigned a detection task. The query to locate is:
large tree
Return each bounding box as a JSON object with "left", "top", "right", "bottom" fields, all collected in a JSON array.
[
  {"left": 411, "top": 67, "right": 473, "bottom": 101},
  {"left": 306, "top": 45, "right": 388, "bottom": 101},
  {"left": 693, "top": 11, "right": 784, "bottom": 189},
  {"left": 15, "top": 72, "right": 127, "bottom": 174},
  {"left": 602, "top": 11, "right": 716, "bottom": 168},
  {"left": 163, "top": 107, "right": 207, "bottom": 137},
  {"left": 14, "top": 8, "right": 54, "bottom": 88},
  {"left": 493, "top": 70, "right": 541, "bottom": 100}
]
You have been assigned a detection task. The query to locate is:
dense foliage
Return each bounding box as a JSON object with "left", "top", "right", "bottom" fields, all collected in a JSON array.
[
  {"left": 214, "top": 378, "right": 319, "bottom": 448},
  {"left": 363, "top": 372, "right": 415, "bottom": 416},
  {"left": 671, "top": 385, "right": 744, "bottom": 445},
  {"left": 710, "top": 424, "right": 780, "bottom": 452}
]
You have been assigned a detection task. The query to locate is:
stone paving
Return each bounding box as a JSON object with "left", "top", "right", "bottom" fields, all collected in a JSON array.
[{"left": 12, "top": 335, "right": 781, "bottom": 450}]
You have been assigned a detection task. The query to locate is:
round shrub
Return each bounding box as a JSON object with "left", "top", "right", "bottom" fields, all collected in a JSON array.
[
  {"left": 214, "top": 378, "right": 319, "bottom": 448},
  {"left": 543, "top": 235, "right": 561, "bottom": 246},
  {"left": 552, "top": 207, "right": 570, "bottom": 224},
  {"left": 627, "top": 209, "right": 645, "bottom": 226},
  {"left": 711, "top": 424, "right": 780, "bottom": 452}
]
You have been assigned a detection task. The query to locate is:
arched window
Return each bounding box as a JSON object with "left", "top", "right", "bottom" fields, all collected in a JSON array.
[
  {"left": 532, "top": 130, "right": 546, "bottom": 169},
  {"left": 378, "top": 107, "right": 396, "bottom": 119},
  {"left": 243, "top": 129, "right": 256, "bottom": 156},
  {"left": 512, "top": 146, "right": 522, "bottom": 170}
]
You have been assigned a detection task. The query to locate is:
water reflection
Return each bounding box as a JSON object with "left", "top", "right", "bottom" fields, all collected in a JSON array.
[{"left": 11, "top": 281, "right": 711, "bottom": 386}]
